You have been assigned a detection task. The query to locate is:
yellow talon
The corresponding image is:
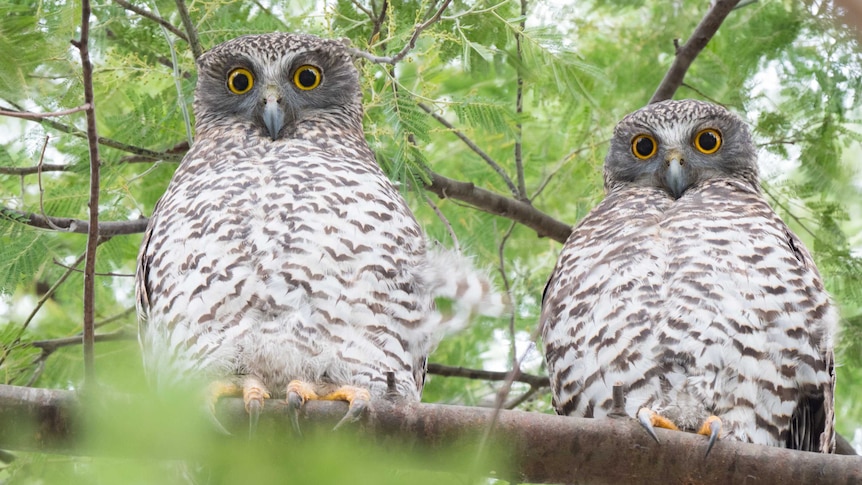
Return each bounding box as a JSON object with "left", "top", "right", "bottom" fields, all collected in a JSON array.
[
  {"left": 286, "top": 381, "right": 371, "bottom": 432},
  {"left": 637, "top": 407, "right": 679, "bottom": 443},
  {"left": 698, "top": 415, "right": 722, "bottom": 457}
]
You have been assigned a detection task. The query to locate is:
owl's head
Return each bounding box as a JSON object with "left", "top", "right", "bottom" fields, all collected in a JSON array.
[
  {"left": 193, "top": 33, "right": 361, "bottom": 141},
  {"left": 603, "top": 99, "right": 758, "bottom": 198}
]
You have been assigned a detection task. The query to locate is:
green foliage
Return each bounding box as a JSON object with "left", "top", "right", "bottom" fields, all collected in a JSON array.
[{"left": 1, "top": 0, "right": 862, "bottom": 477}]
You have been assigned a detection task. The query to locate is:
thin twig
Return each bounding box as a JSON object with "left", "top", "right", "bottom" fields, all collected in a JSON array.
[
  {"left": 423, "top": 194, "right": 460, "bottom": 254},
  {"left": 154, "top": 2, "right": 193, "bottom": 145},
  {"left": 0, "top": 104, "right": 91, "bottom": 120},
  {"left": 35, "top": 136, "right": 65, "bottom": 231},
  {"left": 426, "top": 363, "right": 549, "bottom": 388},
  {"left": 472, "top": 221, "right": 535, "bottom": 474},
  {"left": 52, "top": 258, "right": 134, "bottom": 277},
  {"left": 504, "top": 384, "right": 544, "bottom": 410},
  {"left": 418, "top": 102, "right": 519, "bottom": 197},
  {"left": 497, "top": 222, "right": 518, "bottom": 374},
  {"left": 95, "top": 307, "right": 136, "bottom": 329},
  {"left": 76, "top": 0, "right": 101, "bottom": 386},
  {"left": 350, "top": 0, "right": 374, "bottom": 19},
  {"left": 680, "top": 82, "right": 724, "bottom": 105},
  {"left": 0, "top": 103, "right": 176, "bottom": 160},
  {"left": 351, "top": 0, "right": 452, "bottom": 64},
  {"left": 0, "top": 164, "right": 72, "bottom": 175},
  {"left": 514, "top": 0, "right": 528, "bottom": 201},
  {"left": 649, "top": 0, "right": 742, "bottom": 103},
  {"left": 761, "top": 185, "right": 819, "bottom": 241},
  {"left": 24, "top": 330, "right": 134, "bottom": 386},
  {"left": 0, "top": 252, "right": 88, "bottom": 368},
  {"left": 531, "top": 138, "right": 610, "bottom": 202},
  {"left": 174, "top": 0, "right": 203, "bottom": 59},
  {"left": 30, "top": 330, "right": 134, "bottom": 354},
  {"left": 113, "top": 0, "right": 188, "bottom": 41}
]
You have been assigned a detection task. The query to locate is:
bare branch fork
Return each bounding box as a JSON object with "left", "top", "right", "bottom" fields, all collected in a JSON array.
[
  {"left": 418, "top": 102, "right": 520, "bottom": 197},
  {"left": 0, "top": 385, "right": 859, "bottom": 484},
  {"left": 351, "top": 0, "right": 453, "bottom": 64},
  {"left": 650, "top": 0, "right": 743, "bottom": 103},
  {"left": 113, "top": 0, "right": 189, "bottom": 42}
]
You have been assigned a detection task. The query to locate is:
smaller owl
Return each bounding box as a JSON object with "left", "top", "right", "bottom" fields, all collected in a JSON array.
[
  {"left": 541, "top": 99, "right": 836, "bottom": 454},
  {"left": 136, "top": 33, "right": 507, "bottom": 434}
]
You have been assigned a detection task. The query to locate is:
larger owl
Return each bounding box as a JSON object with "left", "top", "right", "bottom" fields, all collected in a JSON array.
[
  {"left": 136, "top": 33, "right": 505, "bottom": 431},
  {"left": 541, "top": 99, "right": 836, "bottom": 454}
]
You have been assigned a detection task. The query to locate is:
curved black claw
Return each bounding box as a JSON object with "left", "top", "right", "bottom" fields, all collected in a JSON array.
[
  {"left": 287, "top": 390, "right": 304, "bottom": 437},
  {"left": 637, "top": 408, "right": 661, "bottom": 443},
  {"left": 247, "top": 399, "right": 262, "bottom": 440},
  {"left": 704, "top": 417, "right": 721, "bottom": 457}
]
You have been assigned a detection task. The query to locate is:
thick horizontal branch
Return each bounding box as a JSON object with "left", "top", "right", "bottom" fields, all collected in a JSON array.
[
  {"left": 0, "top": 207, "right": 148, "bottom": 236},
  {"left": 649, "top": 0, "right": 742, "bottom": 103},
  {"left": 0, "top": 385, "right": 859, "bottom": 484},
  {"left": 425, "top": 171, "right": 572, "bottom": 243}
]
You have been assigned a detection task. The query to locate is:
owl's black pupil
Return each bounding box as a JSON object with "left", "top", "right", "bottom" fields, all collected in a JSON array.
[
  {"left": 298, "top": 69, "right": 318, "bottom": 87},
  {"left": 233, "top": 74, "right": 249, "bottom": 92},
  {"left": 635, "top": 137, "right": 654, "bottom": 157},
  {"left": 699, "top": 132, "right": 718, "bottom": 151}
]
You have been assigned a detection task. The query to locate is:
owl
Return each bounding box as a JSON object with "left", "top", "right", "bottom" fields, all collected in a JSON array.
[
  {"left": 541, "top": 99, "right": 836, "bottom": 454},
  {"left": 136, "top": 33, "right": 505, "bottom": 432}
]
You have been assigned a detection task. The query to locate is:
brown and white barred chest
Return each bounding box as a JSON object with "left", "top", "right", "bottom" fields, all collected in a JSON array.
[
  {"left": 139, "top": 132, "right": 433, "bottom": 400},
  {"left": 542, "top": 179, "right": 835, "bottom": 448}
]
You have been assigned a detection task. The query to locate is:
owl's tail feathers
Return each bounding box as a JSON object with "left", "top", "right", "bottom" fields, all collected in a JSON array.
[{"left": 424, "top": 246, "right": 510, "bottom": 335}]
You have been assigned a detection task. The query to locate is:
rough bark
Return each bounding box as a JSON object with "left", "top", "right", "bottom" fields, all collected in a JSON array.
[
  {"left": 1, "top": 384, "right": 859, "bottom": 484},
  {"left": 425, "top": 172, "right": 573, "bottom": 243}
]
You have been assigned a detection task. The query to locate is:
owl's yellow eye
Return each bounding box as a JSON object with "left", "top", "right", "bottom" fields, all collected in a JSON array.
[
  {"left": 227, "top": 68, "right": 254, "bottom": 95},
  {"left": 631, "top": 134, "right": 657, "bottom": 159},
  {"left": 694, "top": 129, "right": 722, "bottom": 154},
  {"left": 293, "top": 65, "right": 322, "bottom": 91}
]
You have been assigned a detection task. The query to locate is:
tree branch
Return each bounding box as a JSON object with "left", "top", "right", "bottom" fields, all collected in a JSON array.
[
  {"left": 514, "top": 0, "right": 527, "bottom": 200},
  {"left": 424, "top": 171, "right": 571, "bottom": 243},
  {"left": 0, "top": 104, "right": 90, "bottom": 120},
  {"left": 0, "top": 207, "right": 148, "bottom": 236},
  {"left": 113, "top": 0, "right": 189, "bottom": 42},
  {"left": 649, "top": 0, "right": 742, "bottom": 104},
  {"left": 418, "top": 102, "right": 519, "bottom": 198},
  {"left": 351, "top": 0, "right": 453, "bottom": 64},
  {"left": 0, "top": 104, "right": 178, "bottom": 161},
  {"left": 426, "top": 363, "right": 549, "bottom": 388},
  {"left": 174, "top": 0, "right": 203, "bottom": 59},
  {"left": 30, "top": 330, "right": 132, "bottom": 355},
  {"left": 75, "top": 0, "right": 101, "bottom": 385},
  {"left": 0, "top": 164, "right": 72, "bottom": 175},
  {"left": 0, "top": 385, "right": 858, "bottom": 484}
]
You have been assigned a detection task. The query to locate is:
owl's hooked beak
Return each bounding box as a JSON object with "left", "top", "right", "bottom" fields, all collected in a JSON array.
[
  {"left": 662, "top": 149, "right": 690, "bottom": 199},
  {"left": 262, "top": 86, "right": 285, "bottom": 141}
]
